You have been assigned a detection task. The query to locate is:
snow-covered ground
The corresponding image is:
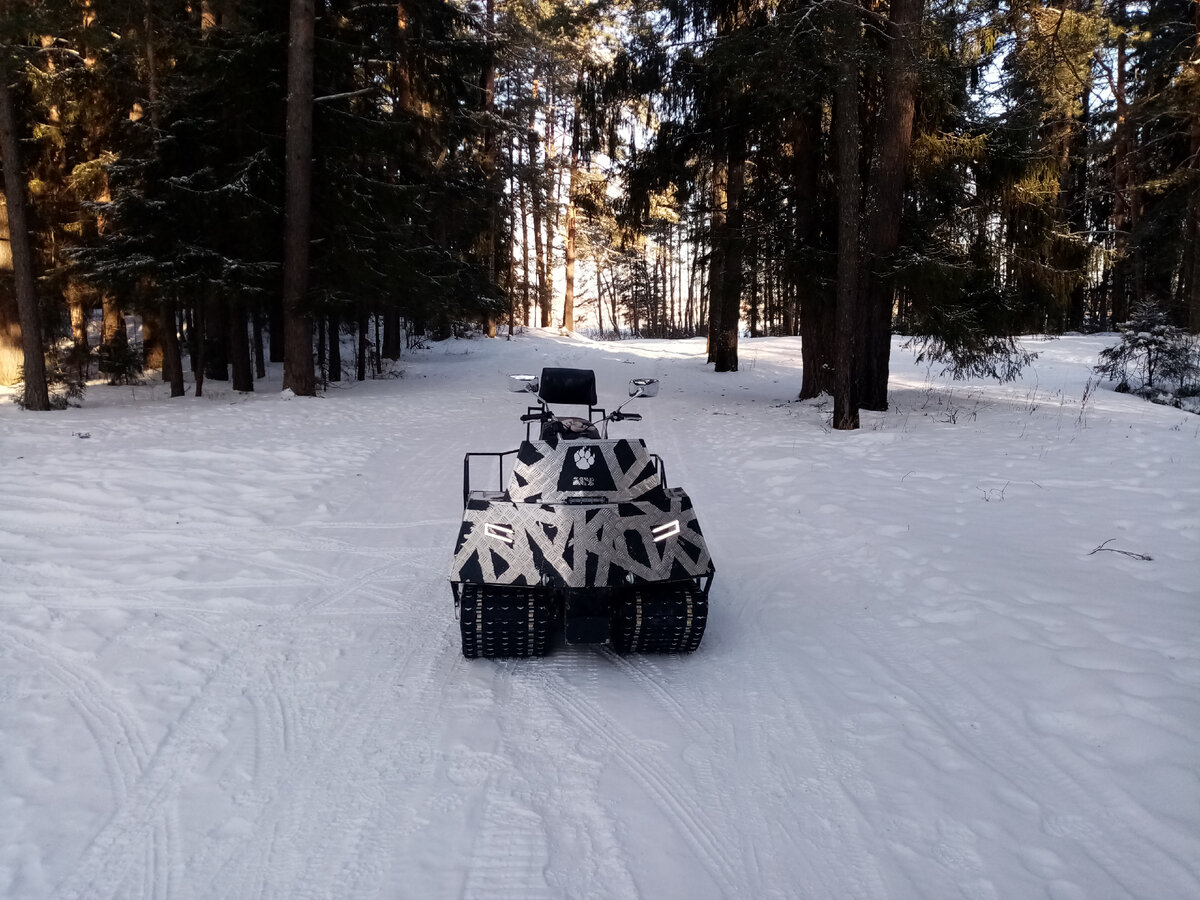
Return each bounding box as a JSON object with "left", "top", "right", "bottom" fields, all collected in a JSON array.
[{"left": 1, "top": 331, "right": 1197, "bottom": 900}]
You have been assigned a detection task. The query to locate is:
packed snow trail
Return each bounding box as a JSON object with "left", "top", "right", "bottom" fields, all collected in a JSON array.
[{"left": 1, "top": 331, "right": 1197, "bottom": 899}]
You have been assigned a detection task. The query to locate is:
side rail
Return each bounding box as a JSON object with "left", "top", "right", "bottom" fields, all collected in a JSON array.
[
  {"left": 652, "top": 454, "right": 667, "bottom": 489},
  {"left": 463, "top": 449, "right": 519, "bottom": 507}
]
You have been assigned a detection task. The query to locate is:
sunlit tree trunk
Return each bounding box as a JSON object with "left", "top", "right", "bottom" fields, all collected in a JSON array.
[
  {"left": 707, "top": 160, "right": 726, "bottom": 362},
  {"left": 562, "top": 80, "right": 581, "bottom": 332},
  {"left": 527, "top": 106, "right": 551, "bottom": 327},
  {"left": 712, "top": 121, "right": 745, "bottom": 373},
  {"left": 0, "top": 68, "right": 49, "bottom": 408},
  {"left": 1111, "top": 20, "right": 1133, "bottom": 327}
]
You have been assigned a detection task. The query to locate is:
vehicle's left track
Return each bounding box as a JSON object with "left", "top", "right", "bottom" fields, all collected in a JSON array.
[{"left": 458, "top": 584, "right": 554, "bottom": 659}]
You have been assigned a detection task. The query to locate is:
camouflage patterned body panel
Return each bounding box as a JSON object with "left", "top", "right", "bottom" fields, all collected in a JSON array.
[
  {"left": 450, "top": 438, "right": 714, "bottom": 589},
  {"left": 508, "top": 438, "right": 662, "bottom": 503}
]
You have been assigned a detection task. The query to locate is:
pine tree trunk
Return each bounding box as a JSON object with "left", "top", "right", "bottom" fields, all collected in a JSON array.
[
  {"left": 1065, "top": 88, "right": 1090, "bottom": 331},
  {"left": 561, "top": 73, "right": 582, "bottom": 334},
  {"left": 328, "top": 311, "right": 341, "bottom": 381},
  {"left": 857, "top": 0, "right": 924, "bottom": 412},
  {"left": 253, "top": 309, "right": 266, "bottom": 379},
  {"left": 356, "top": 303, "right": 368, "bottom": 381},
  {"left": 518, "top": 139, "right": 532, "bottom": 327},
  {"left": 162, "top": 300, "right": 185, "bottom": 397},
  {"left": 507, "top": 162, "right": 517, "bottom": 336},
  {"left": 527, "top": 121, "right": 550, "bottom": 328},
  {"left": 65, "top": 280, "right": 90, "bottom": 367},
  {"left": 713, "top": 123, "right": 745, "bottom": 373},
  {"left": 0, "top": 69, "right": 49, "bottom": 409},
  {"left": 141, "top": 300, "right": 165, "bottom": 372},
  {"left": 203, "top": 288, "right": 228, "bottom": 381},
  {"left": 268, "top": 292, "right": 285, "bottom": 363},
  {"left": 282, "top": 0, "right": 316, "bottom": 395},
  {"left": 1185, "top": 0, "right": 1200, "bottom": 333},
  {"left": 833, "top": 26, "right": 862, "bottom": 431},
  {"left": 382, "top": 303, "right": 401, "bottom": 360},
  {"left": 193, "top": 298, "right": 206, "bottom": 398},
  {"left": 229, "top": 296, "right": 253, "bottom": 391},
  {"left": 707, "top": 160, "right": 726, "bottom": 363},
  {"left": 1111, "top": 21, "right": 1133, "bottom": 327},
  {"left": 480, "top": 0, "right": 500, "bottom": 328},
  {"left": 562, "top": 153, "right": 578, "bottom": 330}
]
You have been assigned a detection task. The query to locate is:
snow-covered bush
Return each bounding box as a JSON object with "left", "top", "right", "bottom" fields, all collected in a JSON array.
[{"left": 1095, "top": 301, "right": 1200, "bottom": 411}]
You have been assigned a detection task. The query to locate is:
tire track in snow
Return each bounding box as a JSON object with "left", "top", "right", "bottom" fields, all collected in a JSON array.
[
  {"left": 48, "top": 555, "right": 412, "bottom": 900},
  {"left": 602, "top": 645, "right": 886, "bottom": 896},
  {"left": 848, "top": 621, "right": 1200, "bottom": 897},
  {"left": 0, "top": 621, "right": 179, "bottom": 900},
  {"left": 533, "top": 656, "right": 744, "bottom": 898},
  {"left": 234, "top": 635, "right": 402, "bottom": 899},
  {"left": 613, "top": 642, "right": 887, "bottom": 899},
  {"left": 182, "top": 573, "right": 460, "bottom": 900},
  {"left": 461, "top": 783, "right": 556, "bottom": 900},
  {"left": 291, "top": 600, "right": 459, "bottom": 899},
  {"left": 483, "top": 659, "right": 641, "bottom": 900}
]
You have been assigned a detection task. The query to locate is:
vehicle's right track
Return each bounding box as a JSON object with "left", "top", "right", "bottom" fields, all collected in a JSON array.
[{"left": 610, "top": 583, "right": 707, "bottom": 654}]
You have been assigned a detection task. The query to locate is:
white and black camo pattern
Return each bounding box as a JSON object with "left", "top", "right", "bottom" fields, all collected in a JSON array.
[{"left": 450, "top": 438, "right": 714, "bottom": 589}]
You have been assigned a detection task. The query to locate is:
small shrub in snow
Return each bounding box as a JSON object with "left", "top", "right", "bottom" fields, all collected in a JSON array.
[
  {"left": 98, "top": 340, "right": 144, "bottom": 386},
  {"left": 1094, "top": 301, "right": 1200, "bottom": 411},
  {"left": 11, "top": 355, "right": 86, "bottom": 410}
]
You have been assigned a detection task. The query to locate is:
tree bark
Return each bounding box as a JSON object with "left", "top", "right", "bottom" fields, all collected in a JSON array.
[
  {"left": 562, "top": 82, "right": 581, "bottom": 332},
  {"left": 0, "top": 66, "right": 49, "bottom": 409},
  {"left": 229, "top": 296, "right": 253, "bottom": 391},
  {"left": 1185, "top": 0, "right": 1200, "bottom": 333},
  {"left": 356, "top": 303, "right": 368, "bottom": 381},
  {"left": 282, "top": 0, "right": 316, "bottom": 395},
  {"left": 517, "top": 137, "right": 532, "bottom": 327},
  {"left": 527, "top": 120, "right": 550, "bottom": 328},
  {"left": 707, "top": 160, "right": 726, "bottom": 363},
  {"left": 833, "top": 26, "right": 862, "bottom": 431},
  {"left": 712, "top": 122, "right": 745, "bottom": 373},
  {"left": 328, "top": 311, "right": 341, "bottom": 380},
  {"left": 1111, "top": 21, "right": 1133, "bottom": 327},
  {"left": 857, "top": 0, "right": 924, "bottom": 411},
  {"left": 253, "top": 308, "right": 266, "bottom": 379},
  {"left": 203, "top": 288, "right": 228, "bottom": 381}
]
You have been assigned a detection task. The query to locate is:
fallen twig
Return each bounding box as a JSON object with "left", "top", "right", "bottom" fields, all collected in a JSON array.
[{"left": 1088, "top": 539, "right": 1153, "bottom": 561}]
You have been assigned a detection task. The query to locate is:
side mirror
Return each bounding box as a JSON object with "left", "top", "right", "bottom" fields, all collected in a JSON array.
[
  {"left": 629, "top": 378, "right": 659, "bottom": 398},
  {"left": 508, "top": 374, "right": 540, "bottom": 393}
]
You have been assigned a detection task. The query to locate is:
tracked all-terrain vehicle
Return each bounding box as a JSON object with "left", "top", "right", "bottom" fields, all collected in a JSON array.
[{"left": 449, "top": 367, "right": 714, "bottom": 658}]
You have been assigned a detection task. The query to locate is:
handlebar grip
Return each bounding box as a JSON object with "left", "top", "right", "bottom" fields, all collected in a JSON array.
[
  {"left": 520, "top": 413, "right": 546, "bottom": 422},
  {"left": 622, "top": 413, "right": 642, "bottom": 421}
]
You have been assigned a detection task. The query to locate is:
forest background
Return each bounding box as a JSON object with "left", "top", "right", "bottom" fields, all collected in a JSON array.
[{"left": 0, "top": 0, "right": 1198, "bottom": 429}]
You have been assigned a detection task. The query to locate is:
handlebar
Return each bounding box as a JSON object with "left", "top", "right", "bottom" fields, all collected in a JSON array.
[{"left": 519, "top": 406, "right": 640, "bottom": 437}]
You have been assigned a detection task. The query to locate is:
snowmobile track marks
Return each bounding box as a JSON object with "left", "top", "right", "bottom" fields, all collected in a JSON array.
[
  {"left": 459, "top": 585, "right": 553, "bottom": 659},
  {"left": 538, "top": 661, "right": 742, "bottom": 897}
]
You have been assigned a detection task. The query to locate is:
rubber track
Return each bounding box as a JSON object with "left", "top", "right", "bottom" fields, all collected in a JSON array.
[
  {"left": 459, "top": 584, "right": 554, "bottom": 659},
  {"left": 611, "top": 584, "right": 707, "bottom": 654}
]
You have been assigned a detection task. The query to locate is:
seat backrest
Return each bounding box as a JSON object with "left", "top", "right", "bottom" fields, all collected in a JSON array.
[{"left": 538, "top": 367, "right": 597, "bottom": 406}]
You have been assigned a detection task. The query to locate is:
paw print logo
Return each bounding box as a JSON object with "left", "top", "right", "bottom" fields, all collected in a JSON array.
[{"left": 573, "top": 447, "right": 596, "bottom": 470}]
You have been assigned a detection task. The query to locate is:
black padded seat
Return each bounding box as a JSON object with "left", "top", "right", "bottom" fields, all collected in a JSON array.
[{"left": 538, "top": 367, "right": 597, "bottom": 406}]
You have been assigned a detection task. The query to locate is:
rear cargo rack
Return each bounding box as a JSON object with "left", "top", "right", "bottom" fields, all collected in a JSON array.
[{"left": 462, "top": 450, "right": 519, "bottom": 507}]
